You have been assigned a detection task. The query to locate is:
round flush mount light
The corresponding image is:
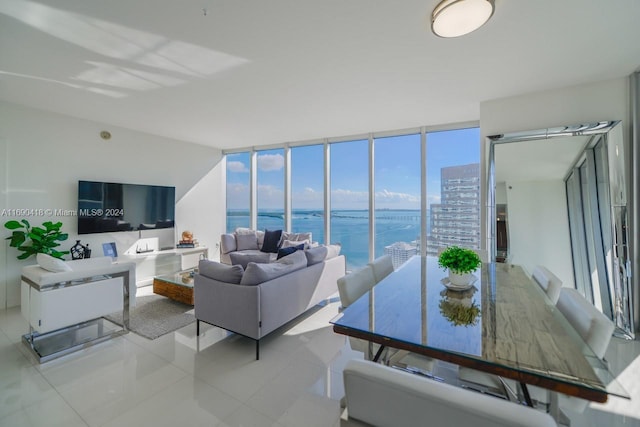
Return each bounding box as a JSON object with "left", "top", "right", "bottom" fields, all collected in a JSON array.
[{"left": 431, "top": 0, "right": 495, "bottom": 38}]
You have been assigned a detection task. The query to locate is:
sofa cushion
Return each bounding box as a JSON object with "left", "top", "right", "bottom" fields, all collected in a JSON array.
[
  {"left": 261, "top": 229, "right": 282, "bottom": 253},
  {"left": 199, "top": 259, "right": 244, "bottom": 284},
  {"left": 277, "top": 243, "right": 305, "bottom": 260},
  {"left": 220, "top": 233, "right": 237, "bottom": 254},
  {"left": 37, "top": 253, "right": 73, "bottom": 272},
  {"left": 236, "top": 233, "right": 259, "bottom": 251},
  {"left": 305, "top": 244, "right": 342, "bottom": 266},
  {"left": 240, "top": 250, "right": 308, "bottom": 286},
  {"left": 229, "top": 252, "right": 272, "bottom": 269},
  {"left": 282, "top": 231, "right": 312, "bottom": 242},
  {"left": 281, "top": 239, "right": 310, "bottom": 249},
  {"left": 235, "top": 227, "right": 255, "bottom": 235}
]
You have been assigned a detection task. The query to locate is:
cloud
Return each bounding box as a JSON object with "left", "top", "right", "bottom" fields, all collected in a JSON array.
[
  {"left": 258, "top": 154, "right": 284, "bottom": 171},
  {"left": 227, "top": 161, "right": 249, "bottom": 173},
  {"left": 375, "top": 189, "right": 420, "bottom": 204},
  {"left": 256, "top": 184, "right": 285, "bottom": 208},
  {"left": 226, "top": 182, "right": 249, "bottom": 209}
]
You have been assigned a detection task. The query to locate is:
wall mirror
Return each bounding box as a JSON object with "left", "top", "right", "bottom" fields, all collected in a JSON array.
[{"left": 487, "top": 121, "right": 634, "bottom": 339}]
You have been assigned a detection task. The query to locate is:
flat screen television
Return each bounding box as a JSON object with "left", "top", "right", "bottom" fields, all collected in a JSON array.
[{"left": 78, "top": 180, "right": 175, "bottom": 235}]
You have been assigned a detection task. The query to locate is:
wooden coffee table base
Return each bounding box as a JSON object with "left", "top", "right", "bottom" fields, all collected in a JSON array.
[{"left": 153, "top": 277, "right": 194, "bottom": 305}]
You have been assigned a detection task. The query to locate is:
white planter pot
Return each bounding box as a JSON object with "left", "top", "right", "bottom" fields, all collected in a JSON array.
[{"left": 448, "top": 270, "right": 474, "bottom": 287}]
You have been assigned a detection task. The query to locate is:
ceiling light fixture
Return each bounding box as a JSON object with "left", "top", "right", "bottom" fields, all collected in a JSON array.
[{"left": 431, "top": 0, "right": 495, "bottom": 38}]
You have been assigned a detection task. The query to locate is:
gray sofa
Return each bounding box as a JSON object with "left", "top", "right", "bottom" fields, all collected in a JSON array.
[
  {"left": 194, "top": 246, "right": 345, "bottom": 359},
  {"left": 219, "top": 229, "right": 313, "bottom": 265}
]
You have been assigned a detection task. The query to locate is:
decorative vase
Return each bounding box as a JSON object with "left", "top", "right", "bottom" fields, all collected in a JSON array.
[{"left": 448, "top": 270, "right": 474, "bottom": 287}]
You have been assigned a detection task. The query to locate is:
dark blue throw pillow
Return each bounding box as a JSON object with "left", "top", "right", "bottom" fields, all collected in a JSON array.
[
  {"left": 260, "top": 229, "right": 283, "bottom": 253},
  {"left": 277, "top": 243, "right": 305, "bottom": 260}
]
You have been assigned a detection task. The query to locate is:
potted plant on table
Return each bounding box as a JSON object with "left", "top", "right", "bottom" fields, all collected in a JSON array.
[
  {"left": 438, "top": 246, "right": 481, "bottom": 287},
  {"left": 4, "top": 219, "right": 69, "bottom": 260}
]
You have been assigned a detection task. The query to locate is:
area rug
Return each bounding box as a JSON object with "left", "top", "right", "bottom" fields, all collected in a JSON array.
[{"left": 104, "top": 294, "right": 195, "bottom": 340}]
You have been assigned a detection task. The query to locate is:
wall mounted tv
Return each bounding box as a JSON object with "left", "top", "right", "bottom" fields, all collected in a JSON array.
[{"left": 78, "top": 180, "right": 175, "bottom": 235}]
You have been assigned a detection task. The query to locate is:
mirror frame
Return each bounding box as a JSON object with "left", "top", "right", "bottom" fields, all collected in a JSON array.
[{"left": 487, "top": 121, "right": 634, "bottom": 340}]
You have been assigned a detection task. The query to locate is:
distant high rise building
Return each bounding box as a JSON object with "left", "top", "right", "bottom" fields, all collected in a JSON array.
[
  {"left": 384, "top": 241, "right": 418, "bottom": 269},
  {"left": 428, "top": 163, "right": 480, "bottom": 254}
]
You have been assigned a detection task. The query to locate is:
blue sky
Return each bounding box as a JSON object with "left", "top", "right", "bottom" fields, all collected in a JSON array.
[{"left": 227, "top": 127, "right": 480, "bottom": 210}]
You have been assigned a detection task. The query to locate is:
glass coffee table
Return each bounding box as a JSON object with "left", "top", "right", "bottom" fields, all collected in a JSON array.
[{"left": 152, "top": 270, "right": 195, "bottom": 305}]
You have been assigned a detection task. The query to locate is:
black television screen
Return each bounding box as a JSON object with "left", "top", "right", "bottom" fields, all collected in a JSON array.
[{"left": 78, "top": 180, "right": 175, "bottom": 234}]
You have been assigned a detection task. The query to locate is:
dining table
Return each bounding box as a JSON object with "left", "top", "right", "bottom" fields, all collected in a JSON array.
[{"left": 331, "top": 255, "right": 629, "bottom": 419}]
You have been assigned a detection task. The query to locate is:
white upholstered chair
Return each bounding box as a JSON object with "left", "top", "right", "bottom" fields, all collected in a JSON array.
[
  {"left": 341, "top": 359, "right": 557, "bottom": 427},
  {"left": 461, "top": 286, "right": 616, "bottom": 414},
  {"left": 555, "top": 287, "right": 615, "bottom": 413},
  {"left": 337, "top": 264, "right": 433, "bottom": 372},
  {"left": 532, "top": 265, "right": 563, "bottom": 305},
  {"left": 368, "top": 255, "right": 394, "bottom": 284},
  {"left": 337, "top": 265, "right": 376, "bottom": 309}
]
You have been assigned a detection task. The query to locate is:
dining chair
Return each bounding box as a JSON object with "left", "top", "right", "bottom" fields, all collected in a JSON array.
[
  {"left": 555, "top": 287, "right": 616, "bottom": 414},
  {"left": 368, "top": 255, "right": 394, "bottom": 283},
  {"left": 461, "top": 286, "right": 616, "bottom": 415},
  {"left": 337, "top": 265, "right": 377, "bottom": 309},
  {"left": 337, "top": 264, "right": 432, "bottom": 371},
  {"left": 341, "top": 359, "right": 557, "bottom": 427},
  {"left": 532, "top": 265, "right": 563, "bottom": 305}
]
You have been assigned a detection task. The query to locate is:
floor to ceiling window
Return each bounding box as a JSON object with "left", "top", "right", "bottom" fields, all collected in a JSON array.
[
  {"left": 426, "top": 128, "right": 481, "bottom": 254},
  {"left": 256, "top": 148, "right": 285, "bottom": 231},
  {"left": 223, "top": 125, "right": 480, "bottom": 270},
  {"left": 225, "top": 152, "right": 251, "bottom": 232},
  {"left": 291, "top": 144, "right": 325, "bottom": 244},
  {"left": 374, "top": 133, "right": 421, "bottom": 268},
  {"left": 330, "top": 139, "right": 369, "bottom": 270}
]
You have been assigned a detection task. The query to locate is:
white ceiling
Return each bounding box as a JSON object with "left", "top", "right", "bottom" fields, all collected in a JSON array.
[
  {"left": 494, "top": 135, "right": 589, "bottom": 183},
  {"left": 1, "top": 0, "right": 639, "bottom": 150}
]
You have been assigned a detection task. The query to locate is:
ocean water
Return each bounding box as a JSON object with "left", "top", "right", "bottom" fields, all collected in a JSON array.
[{"left": 227, "top": 210, "right": 424, "bottom": 269}]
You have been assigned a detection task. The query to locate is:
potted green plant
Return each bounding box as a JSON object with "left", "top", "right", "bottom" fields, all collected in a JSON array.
[
  {"left": 4, "top": 219, "right": 69, "bottom": 260},
  {"left": 438, "top": 245, "right": 481, "bottom": 287}
]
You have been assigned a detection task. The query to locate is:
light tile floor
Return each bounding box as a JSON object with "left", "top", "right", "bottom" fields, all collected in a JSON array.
[{"left": 1, "top": 291, "right": 639, "bottom": 427}]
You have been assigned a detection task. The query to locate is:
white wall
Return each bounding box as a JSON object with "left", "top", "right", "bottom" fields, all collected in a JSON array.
[
  {"left": 505, "top": 179, "right": 574, "bottom": 287},
  {"left": 0, "top": 101, "right": 225, "bottom": 307},
  {"left": 480, "top": 77, "right": 631, "bottom": 287}
]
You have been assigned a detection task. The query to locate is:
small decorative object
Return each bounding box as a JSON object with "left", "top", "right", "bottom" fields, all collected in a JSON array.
[
  {"left": 70, "top": 240, "right": 92, "bottom": 259},
  {"left": 177, "top": 230, "right": 197, "bottom": 248},
  {"left": 102, "top": 242, "right": 118, "bottom": 258},
  {"left": 438, "top": 246, "right": 482, "bottom": 288},
  {"left": 439, "top": 289, "right": 481, "bottom": 327},
  {"left": 4, "top": 219, "right": 69, "bottom": 260}
]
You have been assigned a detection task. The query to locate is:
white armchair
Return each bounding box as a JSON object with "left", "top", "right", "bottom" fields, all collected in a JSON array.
[{"left": 20, "top": 256, "right": 136, "bottom": 362}]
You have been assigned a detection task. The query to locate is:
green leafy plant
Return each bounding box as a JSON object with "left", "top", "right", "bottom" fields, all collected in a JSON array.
[
  {"left": 439, "top": 297, "right": 481, "bottom": 327},
  {"left": 438, "top": 246, "right": 481, "bottom": 274},
  {"left": 4, "top": 219, "right": 69, "bottom": 260}
]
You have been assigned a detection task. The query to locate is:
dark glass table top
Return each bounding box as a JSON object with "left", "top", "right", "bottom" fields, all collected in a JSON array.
[{"left": 331, "top": 255, "right": 628, "bottom": 402}]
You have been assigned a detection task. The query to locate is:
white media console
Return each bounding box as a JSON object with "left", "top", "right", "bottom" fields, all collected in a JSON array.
[{"left": 119, "top": 246, "right": 208, "bottom": 286}]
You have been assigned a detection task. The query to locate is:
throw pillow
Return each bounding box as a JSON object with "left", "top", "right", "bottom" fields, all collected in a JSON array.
[
  {"left": 236, "top": 233, "right": 259, "bottom": 251},
  {"left": 260, "top": 229, "right": 282, "bottom": 253},
  {"left": 235, "top": 227, "right": 255, "bottom": 235},
  {"left": 198, "top": 259, "right": 244, "bottom": 284},
  {"left": 281, "top": 239, "right": 310, "bottom": 249},
  {"left": 240, "top": 250, "right": 307, "bottom": 285},
  {"left": 229, "top": 252, "right": 272, "bottom": 270},
  {"left": 282, "top": 232, "right": 313, "bottom": 242},
  {"left": 220, "top": 233, "right": 237, "bottom": 254},
  {"left": 304, "top": 244, "right": 342, "bottom": 266},
  {"left": 277, "top": 243, "right": 305, "bottom": 260},
  {"left": 36, "top": 253, "right": 73, "bottom": 272}
]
